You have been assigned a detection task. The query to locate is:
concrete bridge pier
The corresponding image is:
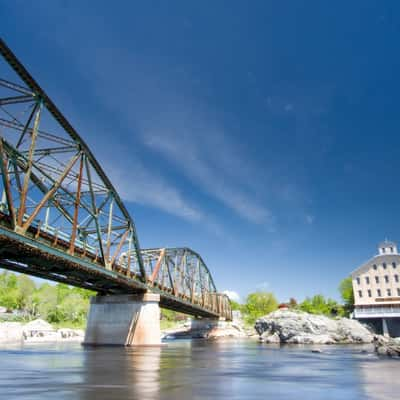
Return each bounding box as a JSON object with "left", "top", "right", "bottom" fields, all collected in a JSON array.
[{"left": 84, "top": 293, "right": 161, "bottom": 346}]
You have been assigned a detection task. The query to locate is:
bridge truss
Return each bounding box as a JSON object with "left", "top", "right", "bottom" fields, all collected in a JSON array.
[{"left": 0, "top": 38, "right": 231, "bottom": 320}]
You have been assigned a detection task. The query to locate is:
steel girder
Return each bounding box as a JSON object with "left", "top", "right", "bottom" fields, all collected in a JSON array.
[
  {"left": 0, "top": 38, "right": 145, "bottom": 279},
  {"left": 0, "top": 38, "right": 232, "bottom": 320}
]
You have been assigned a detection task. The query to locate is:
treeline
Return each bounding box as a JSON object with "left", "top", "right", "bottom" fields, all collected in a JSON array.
[
  {"left": 230, "top": 277, "right": 355, "bottom": 325},
  {"left": 0, "top": 271, "right": 94, "bottom": 327},
  {"left": 0, "top": 269, "right": 355, "bottom": 329}
]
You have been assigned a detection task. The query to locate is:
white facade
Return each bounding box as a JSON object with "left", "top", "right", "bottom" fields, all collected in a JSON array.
[{"left": 352, "top": 241, "right": 400, "bottom": 321}]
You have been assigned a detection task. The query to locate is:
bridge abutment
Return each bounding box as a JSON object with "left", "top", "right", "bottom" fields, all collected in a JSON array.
[{"left": 84, "top": 293, "right": 161, "bottom": 346}]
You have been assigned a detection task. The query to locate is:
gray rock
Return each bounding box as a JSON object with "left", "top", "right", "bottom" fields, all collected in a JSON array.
[
  {"left": 374, "top": 335, "right": 400, "bottom": 357},
  {"left": 255, "top": 310, "right": 373, "bottom": 345},
  {"left": 262, "top": 332, "right": 281, "bottom": 343},
  {"left": 286, "top": 334, "right": 335, "bottom": 345}
]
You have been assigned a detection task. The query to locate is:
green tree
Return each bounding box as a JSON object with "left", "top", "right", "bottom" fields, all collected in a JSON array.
[
  {"left": 58, "top": 292, "right": 89, "bottom": 324},
  {"left": 299, "top": 294, "right": 345, "bottom": 317},
  {"left": 242, "top": 291, "right": 278, "bottom": 324},
  {"left": 36, "top": 284, "right": 59, "bottom": 322},
  {"left": 229, "top": 300, "right": 242, "bottom": 311},
  {"left": 339, "top": 276, "right": 354, "bottom": 316},
  {"left": 16, "top": 275, "right": 36, "bottom": 315},
  {"left": 0, "top": 271, "right": 19, "bottom": 311}
]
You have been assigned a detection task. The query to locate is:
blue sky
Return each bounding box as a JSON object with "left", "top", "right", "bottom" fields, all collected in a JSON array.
[{"left": 2, "top": 1, "right": 400, "bottom": 302}]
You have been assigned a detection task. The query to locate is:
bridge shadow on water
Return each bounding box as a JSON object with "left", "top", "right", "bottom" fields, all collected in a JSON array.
[
  {"left": 80, "top": 340, "right": 238, "bottom": 400},
  {"left": 81, "top": 345, "right": 162, "bottom": 400}
]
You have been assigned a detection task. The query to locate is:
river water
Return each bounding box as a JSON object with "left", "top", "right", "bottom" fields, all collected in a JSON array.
[{"left": 0, "top": 340, "right": 398, "bottom": 399}]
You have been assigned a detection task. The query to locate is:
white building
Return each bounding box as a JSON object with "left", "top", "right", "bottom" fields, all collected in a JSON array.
[{"left": 351, "top": 240, "right": 400, "bottom": 336}]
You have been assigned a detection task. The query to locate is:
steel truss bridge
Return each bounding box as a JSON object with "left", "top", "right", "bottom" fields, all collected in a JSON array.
[{"left": 0, "top": 38, "right": 232, "bottom": 320}]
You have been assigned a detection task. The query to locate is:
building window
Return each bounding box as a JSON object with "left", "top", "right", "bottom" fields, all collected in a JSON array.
[
  {"left": 397, "top": 288, "right": 400, "bottom": 296},
  {"left": 373, "top": 264, "right": 377, "bottom": 270},
  {"left": 358, "top": 290, "right": 362, "bottom": 298},
  {"left": 356, "top": 277, "right": 360, "bottom": 285},
  {"left": 365, "top": 277, "right": 370, "bottom": 284},
  {"left": 395, "top": 275, "right": 399, "bottom": 283},
  {"left": 387, "top": 289, "right": 392, "bottom": 296},
  {"left": 390, "top": 247, "right": 394, "bottom": 253},
  {"left": 375, "top": 276, "right": 379, "bottom": 283},
  {"left": 368, "top": 289, "right": 372, "bottom": 297},
  {"left": 383, "top": 263, "right": 387, "bottom": 269},
  {"left": 385, "top": 275, "right": 389, "bottom": 283},
  {"left": 377, "top": 289, "right": 382, "bottom": 297},
  {"left": 393, "top": 262, "right": 397, "bottom": 269},
  {"left": 382, "top": 248, "right": 386, "bottom": 253}
]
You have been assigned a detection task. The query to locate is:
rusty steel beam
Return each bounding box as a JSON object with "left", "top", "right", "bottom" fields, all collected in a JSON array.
[
  {"left": 149, "top": 248, "right": 166, "bottom": 283},
  {"left": 20, "top": 152, "right": 80, "bottom": 233}
]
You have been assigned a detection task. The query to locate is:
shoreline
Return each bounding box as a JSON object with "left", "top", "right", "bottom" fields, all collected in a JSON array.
[{"left": 0, "top": 319, "right": 84, "bottom": 345}]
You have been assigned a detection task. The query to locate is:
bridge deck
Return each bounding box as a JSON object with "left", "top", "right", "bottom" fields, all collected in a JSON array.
[{"left": 0, "top": 224, "right": 229, "bottom": 319}]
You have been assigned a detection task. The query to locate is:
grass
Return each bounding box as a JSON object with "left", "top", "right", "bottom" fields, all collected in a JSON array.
[
  {"left": 160, "top": 319, "right": 182, "bottom": 330},
  {"left": 51, "top": 320, "right": 86, "bottom": 330}
]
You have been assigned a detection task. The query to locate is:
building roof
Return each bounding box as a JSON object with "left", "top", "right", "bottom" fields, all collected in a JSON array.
[
  {"left": 378, "top": 240, "right": 397, "bottom": 248},
  {"left": 350, "top": 253, "right": 400, "bottom": 277}
]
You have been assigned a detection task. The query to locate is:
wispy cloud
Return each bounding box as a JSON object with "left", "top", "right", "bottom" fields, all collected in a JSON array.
[
  {"left": 19, "top": 3, "right": 274, "bottom": 227},
  {"left": 79, "top": 53, "right": 272, "bottom": 224},
  {"left": 142, "top": 120, "right": 271, "bottom": 224},
  {"left": 103, "top": 154, "right": 227, "bottom": 237},
  {"left": 104, "top": 159, "right": 203, "bottom": 222},
  {"left": 223, "top": 290, "right": 241, "bottom": 302}
]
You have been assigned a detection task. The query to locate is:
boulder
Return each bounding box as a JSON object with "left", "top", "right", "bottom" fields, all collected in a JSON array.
[
  {"left": 23, "top": 319, "right": 53, "bottom": 333},
  {"left": 336, "top": 318, "right": 374, "bottom": 343},
  {"left": 374, "top": 335, "right": 400, "bottom": 357},
  {"left": 207, "top": 322, "right": 247, "bottom": 339},
  {"left": 0, "top": 322, "right": 24, "bottom": 343},
  {"left": 58, "top": 328, "right": 84, "bottom": 340},
  {"left": 262, "top": 332, "right": 280, "bottom": 343},
  {"left": 162, "top": 319, "right": 248, "bottom": 340},
  {"left": 255, "top": 309, "right": 373, "bottom": 344},
  {"left": 286, "top": 334, "right": 335, "bottom": 345}
]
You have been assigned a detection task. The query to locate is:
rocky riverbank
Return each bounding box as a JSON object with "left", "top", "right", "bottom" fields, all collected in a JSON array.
[
  {"left": 162, "top": 319, "right": 254, "bottom": 340},
  {"left": 255, "top": 309, "right": 374, "bottom": 344},
  {"left": 0, "top": 319, "right": 84, "bottom": 344},
  {"left": 374, "top": 335, "right": 400, "bottom": 357}
]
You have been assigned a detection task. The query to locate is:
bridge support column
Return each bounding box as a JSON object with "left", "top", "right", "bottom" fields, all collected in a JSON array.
[
  {"left": 382, "top": 318, "right": 390, "bottom": 337},
  {"left": 84, "top": 293, "right": 161, "bottom": 346},
  {"left": 190, "top": 318, "right": 220, "bottom": 331}
]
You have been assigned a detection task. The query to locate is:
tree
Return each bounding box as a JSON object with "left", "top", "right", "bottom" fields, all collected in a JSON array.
[
  {"left": 16, "top": 275, "right": 36, "bottom": 315},
  {"left": 242, "top": 291, "right": 278, "bottom": 324},
  {"left": 339, "top": 276, "right": 354, "bottom": 316},
  {"left": 229, "top": 300, "right": 242, "bottom": 311},
  {"left": 58, "top": 292, "right": 89, "bottom": 324},
  {"left": 36, "top": 284, "right": 59, "bottom": 322},
  {"left": 0, "top": 271, "right": 19, "bottom": 311},
  {"left": 299, "top": 294, "right": 345, "bottom": 317},
  {"left": 288, "top": 298, "right": 298, "bottom": 309}
]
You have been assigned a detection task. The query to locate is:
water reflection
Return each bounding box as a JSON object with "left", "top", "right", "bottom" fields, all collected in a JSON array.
[
  {"left": 359, "top": 356, "right": 400, "bottom": 400},
  {"left": 0, "top": 341, "right": 398, "bottom": 399},
  {"left": 81, "top": 345, "right": 162, "bottom": 400}
]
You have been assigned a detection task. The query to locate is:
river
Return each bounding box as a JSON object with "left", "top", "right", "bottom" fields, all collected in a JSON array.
[{"left": 0, "top": 340, "right": 397, "bottom": 399}]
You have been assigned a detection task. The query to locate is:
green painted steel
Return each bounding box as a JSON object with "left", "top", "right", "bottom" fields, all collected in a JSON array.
[{"left": 0, "top": 37, "right": 232, "bottom": 320}]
